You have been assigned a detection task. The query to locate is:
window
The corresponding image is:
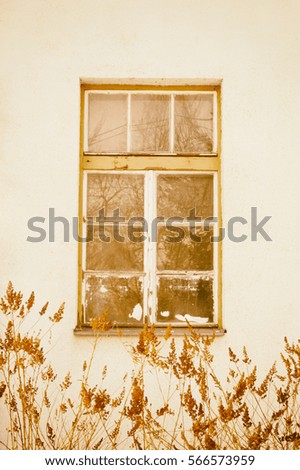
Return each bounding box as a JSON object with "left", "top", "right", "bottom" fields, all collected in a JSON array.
[{"left": 77, "top": 80, "right": 222, "bottom": 333}]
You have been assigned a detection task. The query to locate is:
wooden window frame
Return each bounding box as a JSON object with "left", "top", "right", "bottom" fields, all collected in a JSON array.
[{"left": 75, "top": 79, "right": 223, "bottom": 336}]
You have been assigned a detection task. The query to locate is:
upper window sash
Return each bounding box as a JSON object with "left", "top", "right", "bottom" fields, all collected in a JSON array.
[{"left": 83, "top": 90, "right": 218, "bottom": 156}]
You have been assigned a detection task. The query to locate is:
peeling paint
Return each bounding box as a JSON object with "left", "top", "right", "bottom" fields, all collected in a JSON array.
[
  {"left": 129, "top": 303, "right": 143, "bottom": 321},
  {"left": 175, "top": 314, "right": 209, "bottom": 324},
  {"left": 160, "top": 311, "right": 170, "bottom": 318}
]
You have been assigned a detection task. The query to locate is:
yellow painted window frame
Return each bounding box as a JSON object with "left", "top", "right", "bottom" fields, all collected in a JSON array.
[{"left": 76, "top": 80, "right": 223, "bottom": 335}]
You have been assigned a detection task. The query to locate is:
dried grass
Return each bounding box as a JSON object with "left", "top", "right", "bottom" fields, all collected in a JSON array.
[{"left": 0, "top": 283, "right": 299, "bottom": 449}]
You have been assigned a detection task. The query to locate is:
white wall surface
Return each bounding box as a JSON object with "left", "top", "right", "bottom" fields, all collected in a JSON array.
[{"left": 0, "top": 0, "right": 300, "bottom": 391}]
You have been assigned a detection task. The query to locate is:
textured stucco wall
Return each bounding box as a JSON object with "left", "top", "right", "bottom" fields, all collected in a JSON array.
[{"left": 0, "top": 0, "right": 300, "bottom": 396}]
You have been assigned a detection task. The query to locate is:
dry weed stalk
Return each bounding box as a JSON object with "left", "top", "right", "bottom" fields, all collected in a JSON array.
[{"left": 0, "top": 283, "right": 125, "bottom": 449}]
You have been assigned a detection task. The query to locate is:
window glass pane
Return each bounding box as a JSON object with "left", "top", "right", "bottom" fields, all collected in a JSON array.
[
  {"left": 157, "top": 276, "right": 214, "bottom": 323},
  {"left": 157, "top": 174, "right": 214, "bottom": 220},
  {"left": 131, "top": 94, "right": 170, "bottom": 152},
  {"left": 87, "top": 93, "right": 127, "bottom": 153},
  {"left": 87, "top": 173, "right": 144, "bottom": 219},
  {"left": 85, "top": 275, "right": 143, "bottom": 324},
  {"left": 86, "top": 225, "right": 144, "bottom": 272},
  {"left": 157, "top": 226, "right": 213, "bottom": 271},
  {"left": 174, "top": 94, "right": 213, "bottom": 153}
]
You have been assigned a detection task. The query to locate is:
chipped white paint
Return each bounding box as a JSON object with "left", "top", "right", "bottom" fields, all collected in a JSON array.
[
  {"left": 160, "top": 311, "right": 170, "bottom": 318},
  {"left": 99, "top": 285, "right": 108, "bottom": 294},
  {"left": 129, "top": 303, "right": 143, "bottom": 321},
  {"left": 175, "top": 314, "right": 209, "bottom": 324}
]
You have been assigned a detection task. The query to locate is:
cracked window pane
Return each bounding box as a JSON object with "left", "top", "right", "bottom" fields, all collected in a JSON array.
[
  {"left": 131, "top": 94, "right": 170, "bottom": 152},
  {"left": 157, "top": 174, "right": 213, "bottom": 220},
  {"left": 174, "top": 94, "right": 214, "bottom": 153},
  {"left": 157, "top": 226, "right": 214, "bottom": 271},
  {"left": 157, "top": 276, "right": 214, "bottom": 323},
  {"left": 86, "top": 225, "right": 144, "bottom": 272},
  {"left": 85, "top": 275, "right": 143, "bottom": 324},
  {"left": 87, "top": 173, "right": 144, "bottom": 219},
  {"left": 87, "top": 93, "right": 127, "bottom": 153}
]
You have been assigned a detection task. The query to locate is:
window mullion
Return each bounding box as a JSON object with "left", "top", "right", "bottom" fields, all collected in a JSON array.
[
  {"left": 145, "top": 171, "right": 156, "bottom": 324},
  {"left": 143, "top": 171, "right": 151, "bottom": 323}
]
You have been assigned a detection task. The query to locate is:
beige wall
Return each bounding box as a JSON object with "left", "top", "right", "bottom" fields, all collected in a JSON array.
[{"left": 0, "top": 0, "right": 300, "bottom": 385}]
